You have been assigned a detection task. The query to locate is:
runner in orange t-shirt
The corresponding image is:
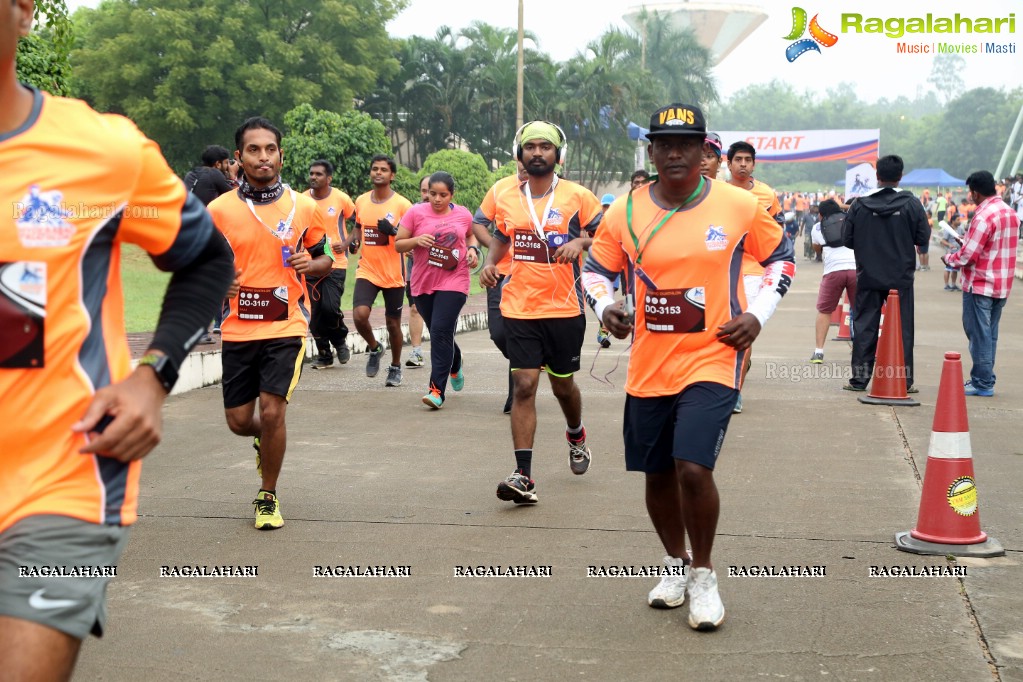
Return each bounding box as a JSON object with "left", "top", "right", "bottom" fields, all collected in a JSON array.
[
  {"left": 583, "top": 102, "right": 796, "bottom": 632},
  {"left": 0, "top": 5, "right": 234, "bottom": 674},
  {"left": 341, "top": 155, "right": 412, "bottom": 387},
  {"left": 479, "top": 121, "right": 602, "bottom": 504},
  {"left": 726, "top": 140, "right": 784, "bottom": 414},
  {"left": 304, "top": 159, "right": 355, "bottom": 368},
  {"left": 208, "top": 117, "right": 331, "bottom": 531},
  {"left": 472, "top": 161, "right": 528, "bottom": 413}
]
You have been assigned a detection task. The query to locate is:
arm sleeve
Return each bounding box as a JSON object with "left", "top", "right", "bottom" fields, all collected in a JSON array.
[
  {"left": 582, "top": 203, "right": 627, "bottom": 320},
  {"left": 149, "top": 228, "right": 234, "bottom": 370},
  {"left": 842, "top": 207, "right": 857, "bottom": 250},
  {"left": 745, "top": 205, "right": 796, "bottom": 328}
]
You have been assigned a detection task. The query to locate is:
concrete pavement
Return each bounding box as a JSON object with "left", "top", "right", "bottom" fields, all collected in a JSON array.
[{"left": 77, "top": 261, "right": 1022, "bottom": 681}]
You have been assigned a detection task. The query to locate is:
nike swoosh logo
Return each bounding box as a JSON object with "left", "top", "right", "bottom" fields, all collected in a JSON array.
[{"left": 29, "top": 589, "right": 78, "bottom": 610}]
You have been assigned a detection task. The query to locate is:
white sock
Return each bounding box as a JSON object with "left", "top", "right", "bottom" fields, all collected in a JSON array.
[{"left": 815, "top": 348, "right": 824, "bottom": 355}]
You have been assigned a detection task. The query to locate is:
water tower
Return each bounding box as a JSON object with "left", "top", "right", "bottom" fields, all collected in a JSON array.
[{"left": 623, "top": 1, "right": 768, "bottom": 66}]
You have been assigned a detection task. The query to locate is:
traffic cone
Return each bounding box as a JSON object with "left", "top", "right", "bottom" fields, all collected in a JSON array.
[
  {"left": 830, "top": 303, "right": 842, "bottom": 326},
  {"left": 858, "top": 290, "right": 919, "bottom": 406},
  {"left": 895, "top": 352, "right": 1004, "bottom": 557},
  {"left": 832, "top": 294, "right": 852, "bottom": 341}
]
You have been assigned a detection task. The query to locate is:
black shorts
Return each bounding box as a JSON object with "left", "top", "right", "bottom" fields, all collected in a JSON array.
[
  {"left": 353, "top": 278, "right": 404, "bottom": 319},
  {"left": 222, "top": 337, "right": 305, "bottom": 408},
  {"left": 623, "top": 382, "right": 738, "bottom": 473},
  {"left": 917, "top": 242, "right": 929, "bottom": 254},
  {"left": 505, "top": 315, "right": 585, "bottom": 377},
  {"left": 405, "top": 255, "right": 415, "bottom": 306}
]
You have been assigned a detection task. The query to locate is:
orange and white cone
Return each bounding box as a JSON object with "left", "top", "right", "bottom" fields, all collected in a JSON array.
[
  {"left": 895, "top": 352, "right": 1004, "bottom": 557},
  {"left": 832, "top": 293, "right": 852, "bottom": 341},
  {"left": 859, "top": 291, "right": 919, "bottom": 406}
]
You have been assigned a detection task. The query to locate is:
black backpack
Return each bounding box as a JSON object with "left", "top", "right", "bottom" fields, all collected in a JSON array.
[{"left": 820, "top": 212, "right": 847, "bottom": 248}]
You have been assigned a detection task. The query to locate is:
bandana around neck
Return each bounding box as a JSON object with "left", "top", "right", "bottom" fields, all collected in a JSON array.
[{"left": 239, "top": 177, "right": 284, "bottom": 204}]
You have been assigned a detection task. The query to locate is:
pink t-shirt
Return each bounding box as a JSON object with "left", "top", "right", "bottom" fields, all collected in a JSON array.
[{"left": 402, "top": 202, "right": 474, "bottom": 296}]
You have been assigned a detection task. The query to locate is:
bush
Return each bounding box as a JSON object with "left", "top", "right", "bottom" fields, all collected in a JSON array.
[
  {"left": 419, "top": 149, "right": 492, "bottom": 214},
  {"left": 392, "top": 164, "right": 422, "bottom": 205},
  {"left": 282, "top": 104, "right": 392, "bottom": 196}
]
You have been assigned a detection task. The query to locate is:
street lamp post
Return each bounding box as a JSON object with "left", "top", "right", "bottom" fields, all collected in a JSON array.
[{"left": 516, "top": 0, "right": 524, "bottom": 130}]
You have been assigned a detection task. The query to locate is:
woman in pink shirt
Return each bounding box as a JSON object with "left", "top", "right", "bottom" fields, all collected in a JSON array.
[{"left": 395, "top": 172, "right": 480, "bottom": 408}]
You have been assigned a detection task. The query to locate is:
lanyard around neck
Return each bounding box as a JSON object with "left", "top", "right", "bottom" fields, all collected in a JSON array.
[
  {"left": 245, "top": 188, "right": 297, "bottom": 241},
  {"left": 626, "top": 176, "right": 704, "bottom": 265},
  {"left": 526, "top": 176, "right": 559, "bottom": 238}
]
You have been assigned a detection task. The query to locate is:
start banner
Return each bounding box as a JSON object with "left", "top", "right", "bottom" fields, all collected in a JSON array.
[{"left": 716, "top": 129, "right": 880, "bottom": 164}]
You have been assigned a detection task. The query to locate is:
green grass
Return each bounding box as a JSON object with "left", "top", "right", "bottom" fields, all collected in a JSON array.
[
  {"left": 120, "top": 246, "right": 484, "bottom": 333},
  {"left": 121, "top": 245, "right": 171, "bottom": 333}
]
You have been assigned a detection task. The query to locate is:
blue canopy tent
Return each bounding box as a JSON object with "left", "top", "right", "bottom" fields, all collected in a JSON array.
[
  {"left": 627, "top": 121, "right": 650, "bottom": 141},
  {"left": 900, "top": 168, "right": 966, "bottom": 187}
]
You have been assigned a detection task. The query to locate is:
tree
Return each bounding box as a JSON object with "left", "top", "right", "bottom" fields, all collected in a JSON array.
[
  {"left": 419, "top": 149, "right": 492, "bottom": 213},
  {"left": 15, "top": 0, "right": 73, "bottom": 95},
  {"left": 555, "top": 29, "right": 661, "bottom": 191},
  {"left": 927, "top": 54, "right": 966, "bottom": 105},
  {"left": 72, "top": 0, "right": 404, "bottom": 172},
  {"left": 281, "top": 104, "right": 392, "bottom": 196}
]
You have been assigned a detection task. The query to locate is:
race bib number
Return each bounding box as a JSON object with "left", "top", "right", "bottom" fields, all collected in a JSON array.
[
  {"left": 513, "top": 231, "right": 553, "bottom": 263},
  {"left": 644, "top": 287, "right": 706, "bottom": 334},
  {"left": 0, "top": 261, "right": 46, "bottom": 368},
  {"left": 427, "top": 244, "right": 459, "bottom": 270},
  {"left": 237, "top": 285, "right": 288, "bottom": 322},
  {"left": 361, "top": 224, "right": 388, "bottom": 247}
]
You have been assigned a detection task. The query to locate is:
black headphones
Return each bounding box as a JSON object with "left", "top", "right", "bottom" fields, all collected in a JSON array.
[{"left": 513, "top": 121, "right": 568, "bottom": 164}]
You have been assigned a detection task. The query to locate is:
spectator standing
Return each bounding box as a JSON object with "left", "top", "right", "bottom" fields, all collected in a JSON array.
[{"left": 942, "top": 171, "right": 1020, "bottom": 396}]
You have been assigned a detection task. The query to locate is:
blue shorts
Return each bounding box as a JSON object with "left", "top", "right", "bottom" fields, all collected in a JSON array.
[{"left": 623, "top": 382, "right": 738, "bottom": 473}]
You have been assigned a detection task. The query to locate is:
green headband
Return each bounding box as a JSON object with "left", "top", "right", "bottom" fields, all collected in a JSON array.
[{"left": 520, "top": 121, "right": 562, "bottom": 148}]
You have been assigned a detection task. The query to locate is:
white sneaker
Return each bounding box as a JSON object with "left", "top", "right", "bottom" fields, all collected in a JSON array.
[
  {"left": 687, "top": 567, "right": 725, "bottom": 631},
  {"left": 647, "top": 555, "right": 689, "bottom": 609}
]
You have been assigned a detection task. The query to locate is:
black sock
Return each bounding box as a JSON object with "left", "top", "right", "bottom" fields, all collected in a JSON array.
[{"left": 514, "top": 450, "right": 532, "bottom": 479}]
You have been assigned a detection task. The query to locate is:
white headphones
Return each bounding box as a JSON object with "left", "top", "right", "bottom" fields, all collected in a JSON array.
[{"left": 512, "top": 120, "right": 568, "bottom": 164}]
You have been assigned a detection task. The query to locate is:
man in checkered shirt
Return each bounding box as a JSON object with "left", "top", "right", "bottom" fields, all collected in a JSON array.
[{"left": 943, "top": 171, "right": 1020, "bottom": 397}]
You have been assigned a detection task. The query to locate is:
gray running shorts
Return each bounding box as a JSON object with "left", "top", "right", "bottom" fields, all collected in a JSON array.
[{"left": 0, "top": 515, "right": 130, "bottom": 639}]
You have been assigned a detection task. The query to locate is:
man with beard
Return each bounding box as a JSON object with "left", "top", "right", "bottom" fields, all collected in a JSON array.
[
  {"left": 479, "top": 121, "right": 603, "bottom": 504},
  {"left": 208, "top": 117, "right": 331, "bottom": 530}
]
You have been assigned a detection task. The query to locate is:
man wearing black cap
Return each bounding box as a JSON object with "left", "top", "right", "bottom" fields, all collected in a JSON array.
[{"left": 583, "top": 103, "right": 795, "bottom": 632}]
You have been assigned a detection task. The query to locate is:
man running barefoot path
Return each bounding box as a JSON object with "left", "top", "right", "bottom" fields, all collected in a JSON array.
[
  {"left": 479, "top": 121, "right": 603, "bottom": 504},
  {"left": 583, "top": 103, "right": 795, "bottom": 631}
]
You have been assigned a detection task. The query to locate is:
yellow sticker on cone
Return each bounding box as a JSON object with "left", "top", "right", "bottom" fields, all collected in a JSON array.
[{"left": 947, "top": 477, "right": 978, "bottom": 516}]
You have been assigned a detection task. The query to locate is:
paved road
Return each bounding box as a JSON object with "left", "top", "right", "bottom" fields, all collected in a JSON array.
[{"left": 78, "top": 261, "right": 1022, "bottom": 681}]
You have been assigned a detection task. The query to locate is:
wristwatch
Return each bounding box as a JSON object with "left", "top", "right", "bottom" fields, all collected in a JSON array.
[{"left": 137, "top": 353, "right": 178, "bottom": 393}]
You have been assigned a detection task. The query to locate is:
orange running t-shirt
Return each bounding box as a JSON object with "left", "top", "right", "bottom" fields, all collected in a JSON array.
[
  {"left": 475, "top": 174, "right": 521, "bottom": 276},
  {"left": 741, "top": 178, "right": 782, "bottom": 277},
  {"left": 304, "top": 187, "right": 355, "bottom": 271},
  {"left": 493, "top": 178, "right": 602, "bottom": 319},
  {"left": 209, "top": 188, "right": 326, "bottom": 341},
  {"left": 1, "top": 89, "right": 215, "bottom": 532},
  {"left": 588, "top": 180, "right": 784, "bottom": 397},
  {"left": 353, "top": 190, "right": 412, "bottom": 289}
]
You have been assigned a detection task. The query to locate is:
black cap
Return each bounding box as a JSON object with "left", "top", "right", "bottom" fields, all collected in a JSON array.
[{"left": 646, "top": 103, "right": 707, "bottom": 139}]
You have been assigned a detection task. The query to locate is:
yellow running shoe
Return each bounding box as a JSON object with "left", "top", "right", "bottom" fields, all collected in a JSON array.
[{"left": 253, "top": 491, "right": 283, "bottom": 530}]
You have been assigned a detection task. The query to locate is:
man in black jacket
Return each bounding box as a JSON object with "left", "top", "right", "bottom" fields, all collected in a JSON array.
[
  {"left": 842, "top": 155, "right": 931, "bottom": 392},
  {"left": 183, "top": 145, "right": 234, "bottom": 206}
]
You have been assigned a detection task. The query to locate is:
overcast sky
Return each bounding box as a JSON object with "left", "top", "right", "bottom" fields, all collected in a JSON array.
[{"left": 63, "top": 0, "right": 1023, "bottom": 105}]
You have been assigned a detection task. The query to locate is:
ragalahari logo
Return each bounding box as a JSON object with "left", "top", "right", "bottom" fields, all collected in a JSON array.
[{"left": 784, "top": 7, "right": 839, "bottom": 62}]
